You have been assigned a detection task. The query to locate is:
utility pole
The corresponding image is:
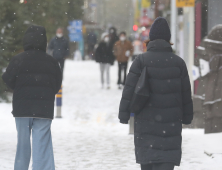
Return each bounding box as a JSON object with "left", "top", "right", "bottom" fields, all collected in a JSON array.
[
  {"left": 103, "top": 0, "right": 107, "bottom": 30},
  {"left": 171, "top": 0, "right": 177, "bottom": 51},
  {"left": 155, "top": 0, "right": 159, "bottom": 18},
  {"left": 187, "top": 6, "right": 195, "bottom": 93}
]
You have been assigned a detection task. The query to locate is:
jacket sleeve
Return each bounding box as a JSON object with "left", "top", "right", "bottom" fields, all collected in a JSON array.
[
  {"left": 2, "top": 57, "right": 20, "bottom": 90},
  {"left": 65, "top": 39, "right": 70, "bottom": 57},
  {"left": 181, "top": 61, "right": 194, "bottom": 124},
  {"left": 55, "top": 61, "right": 62, "bottom": 93},
  {"left": 48, "top": 38, "right": 54, "bottom": 51},
  {"left": 119, "top": 56, "right": 141, "bottom": 124},
  {"left": 95, "top": 43, "right": 101, "bottom": 63},
  {"left": 113, "top": 42, "right": 118, "bottom": 58}
]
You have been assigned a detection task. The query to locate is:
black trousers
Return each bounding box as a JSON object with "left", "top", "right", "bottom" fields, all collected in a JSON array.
[
  {"left": 117, "top": 62, "right": 128, "bottom": 85},
  {"left": 141, "top": 163, "right": 174, "bottom": 170}
]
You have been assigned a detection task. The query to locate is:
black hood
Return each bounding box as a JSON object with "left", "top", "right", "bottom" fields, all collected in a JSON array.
[{"left": 23, "top": 25, "right": 47, "bottom": 52}]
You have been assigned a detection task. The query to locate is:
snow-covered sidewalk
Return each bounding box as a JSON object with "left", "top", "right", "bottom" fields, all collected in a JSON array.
[{"left": 0, "top": 60, "right": 222, "bottom": 170}]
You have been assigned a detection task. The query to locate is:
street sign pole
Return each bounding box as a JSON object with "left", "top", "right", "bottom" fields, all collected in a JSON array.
[
  {"left": 56, "top": 86, "right": 62, "bottom": 118},
  {"left": 129, "top": 113, "right": 134, "bottom": 134}
]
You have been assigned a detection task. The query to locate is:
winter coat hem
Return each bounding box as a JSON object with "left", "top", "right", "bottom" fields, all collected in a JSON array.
[
  {"left": 135, "top": 146, "right": 181, "bottom": 166},
  {"left": 13, "top": 114, "right": 54, "bottom": 120},
  {"left": 136, "top": 160, "right": 179, "bottom": 166},
  {"left": 120, "top": 119, "right": 128, "bottom": 124},
  {"left": 14, "top": 116, "right": 53, "bottom": 120}
]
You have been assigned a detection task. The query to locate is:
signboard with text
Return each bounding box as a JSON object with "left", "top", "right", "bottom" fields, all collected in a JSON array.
[
  {"left": 176, "top": 0, "right": 195, "bottom": 7},
  {"left": 67, "top": 20, "right": 82, "bottom": 42}
]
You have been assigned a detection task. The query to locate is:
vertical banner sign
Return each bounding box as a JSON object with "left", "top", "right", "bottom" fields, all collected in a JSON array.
[
  {"left": 67, "top": 20, "right": 84, "bottom": 56},
  {"left": 141, "top": 0, "right": 151, "bottom": 8},
  {"left": 67, "top": 20, "right": 83, "bottom": 42},
  {"left": 176, "top": 0, "right": 195, "bottom": 7},
  {"left": 140, "top": 0, "right": 153, "bottom": 25},
  {"left": 134, "top": 0, "right": 141, "bottom": 26},
  {"left": 138, "top": 0, "right": 142, "bottom": 22}
]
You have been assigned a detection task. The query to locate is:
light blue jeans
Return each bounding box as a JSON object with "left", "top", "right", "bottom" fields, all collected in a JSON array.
[{"left": 14, "top": 118, "right": 55, "bottom": 170}]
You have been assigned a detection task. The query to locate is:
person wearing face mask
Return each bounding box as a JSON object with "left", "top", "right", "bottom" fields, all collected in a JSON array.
[
  {"left": 113, "top": 31, "right": 134, "bottom": 89},
  {"left": 95, "top": 33, "right": 115, "bottom": 89},
  {"left": 48, "top": 27, "right": 70, "bottom": 76}
]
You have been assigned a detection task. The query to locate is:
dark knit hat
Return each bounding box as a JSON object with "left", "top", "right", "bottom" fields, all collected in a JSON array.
[{"left": 149, "top": 17, "right": 171, "bottom": 42}]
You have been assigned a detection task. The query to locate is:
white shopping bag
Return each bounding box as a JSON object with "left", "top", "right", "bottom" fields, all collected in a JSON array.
[{"left": 199, "top": 59, "right": 210, "bottom": 77}]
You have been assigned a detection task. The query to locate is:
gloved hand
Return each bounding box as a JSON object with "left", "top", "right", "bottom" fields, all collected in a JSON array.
[{"left": 125, "top": 50, "right": 130, "bottom": 57}]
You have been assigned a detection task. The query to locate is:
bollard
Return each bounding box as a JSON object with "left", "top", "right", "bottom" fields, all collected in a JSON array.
[
  {"left": 129, "top": 113, "right": 134, "bottom": 134},
  {"left": 56, "top": 86, "right": 62, "bottom": 118}
]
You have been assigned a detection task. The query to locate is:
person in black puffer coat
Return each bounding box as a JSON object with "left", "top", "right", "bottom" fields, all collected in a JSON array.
[
  {"left": 95, "top": 33, "right": 115, "bottom": 89},
  {"left": 119, "top": 17, "right": 193, "bottom": 170},
  {"left": 109, "top": 27, "right": 119, "bottom": 50},
  {"left": 2, "top": 25, "right": 62, "bottom": 170}
]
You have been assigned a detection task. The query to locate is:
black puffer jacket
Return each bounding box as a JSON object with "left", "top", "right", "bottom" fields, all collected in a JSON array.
[
  {"left": 95, "top": 42, "right": 115, "bottom": 65},
  {"left": 2, "top": 25, "right": 62, "bottom": 119},
  {"left": 119, "top": 40, "right": 193, "bottom": 166}
]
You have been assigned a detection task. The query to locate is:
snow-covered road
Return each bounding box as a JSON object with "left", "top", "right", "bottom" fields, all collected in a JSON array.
[{"left": 0, "top": 60, "right": 222, "bottom": 170}]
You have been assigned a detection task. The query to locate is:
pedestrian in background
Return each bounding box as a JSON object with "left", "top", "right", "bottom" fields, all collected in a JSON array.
[
  {"left": 95, "top": 33, "right": 115, "bottom": 89},
  {"left": 2, "top": 25, "right": 62, "bottom": 170},
  {"left": 87, "top": 30, "right": 97, "bottom": 59},
  {"left": 108, "top": 26, "right": 119, "bottom": 63},
  {"left": 48, "top": 27, "right": 69, "bottom": 76},
  {"left": 113, "top": 31, "right": 133, "bottom": 89},
  {"left": 109, "top": 27, "right": 119, "bottom": 49},
  {"left": 119, "top": 17, "right": 193, "bottom": 170},
  {"left": 195, "top": 25, "right": 222, "bottom": 134}
]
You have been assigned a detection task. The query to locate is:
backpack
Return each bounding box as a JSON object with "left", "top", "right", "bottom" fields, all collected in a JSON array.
[{"left": 130, "top": 56, "right": 149, "bottom": 115}]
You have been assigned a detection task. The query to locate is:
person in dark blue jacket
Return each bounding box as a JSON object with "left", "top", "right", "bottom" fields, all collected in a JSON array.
[{"left": 48, "top": 27, "right": 69, "bottom": 75}]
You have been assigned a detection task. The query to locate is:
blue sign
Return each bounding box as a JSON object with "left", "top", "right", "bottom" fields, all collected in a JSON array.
[
  {"left": 68, "top": 20, "right": 82, "bottom": 42},
  {"left": 90, "top": 3, "right": 97, "bottom": 8},
  {"left": 69, "top": 34, "right": 82, "bottom": 42}
]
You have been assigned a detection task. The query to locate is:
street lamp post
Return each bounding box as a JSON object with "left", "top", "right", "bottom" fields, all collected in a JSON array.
[{"left": 155, "top": 0, "right": 159, "bottom": 18}]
